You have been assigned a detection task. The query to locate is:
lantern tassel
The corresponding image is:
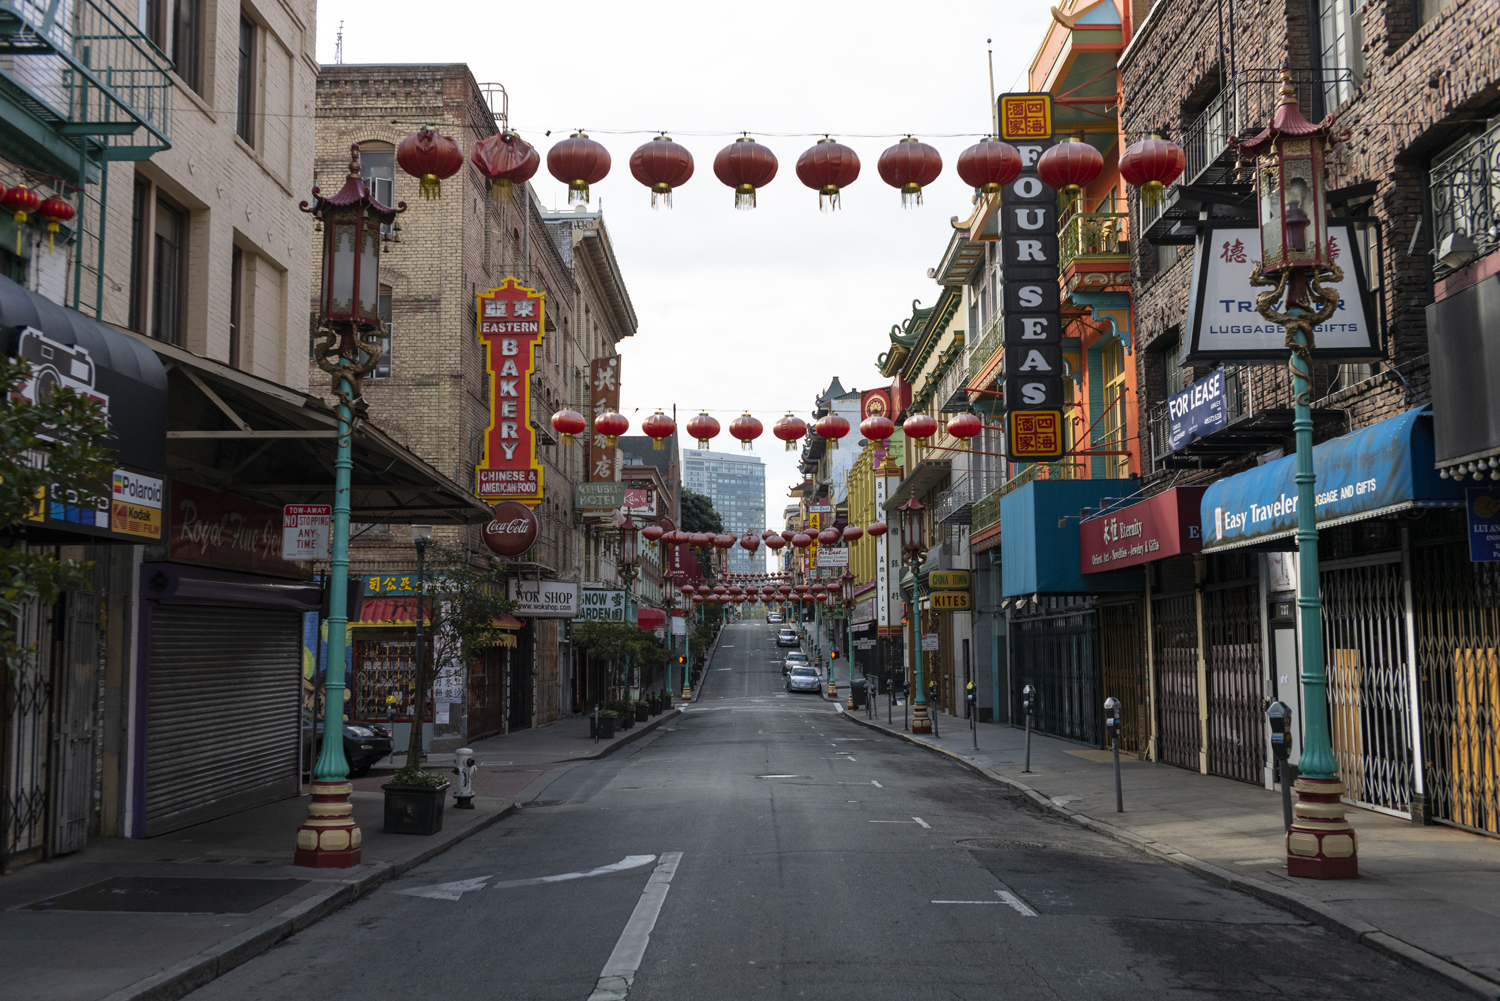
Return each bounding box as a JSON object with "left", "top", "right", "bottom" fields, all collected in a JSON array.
[
  {"left": 420, "top": 175, "right": 442, "bottom": 200},
  {"left": 569, "top": 181, "right": 589, "bottom": 205},
  {"left": 492, "top": 178, "right": 514, "bottom": 204},
  {"left": 900, "top": 184, "right": 923, "bottom": 209},
  {"left": 651, "top": 189, "right": 673, "bottom": 210},
  {"left": 562, "top": 433, "right": 574, "bottom": 447},
  {"left": 652, "top": 438, "right": 665, "bottom": 450},
  {"left": 47, "top": 223, "right": 56, "bottom": 254},
  {"left": 1141, "top": 180, "right": 1165, "bottom": 208},
  {"left": 820, "top": 187, "right": 841, "bottom": 213},
  {"left": 735, "top": 185, "right": 757, "bottom": 211}
]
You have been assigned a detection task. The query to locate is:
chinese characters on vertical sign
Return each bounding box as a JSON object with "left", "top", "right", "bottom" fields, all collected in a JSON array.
[
  {"left": 998, "top": 92, "right": 1065, "bottom": 461},
  {"left": 588, "top": 355, "right": 622, "bottom": 483},
  {"left": 475, "top": 279, "right": 544, "bottom": 505}
]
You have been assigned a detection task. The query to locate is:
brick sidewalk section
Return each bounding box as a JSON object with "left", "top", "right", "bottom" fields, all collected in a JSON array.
[{"left": 837, "top": 703, "right": 1500, "bottom": 999}]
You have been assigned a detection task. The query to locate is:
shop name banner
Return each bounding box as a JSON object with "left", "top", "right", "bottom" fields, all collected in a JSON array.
[
  {"left": 574, "top": 587, "right": 627, "bottom": 622},
  {"left": 929, "top": 570, "right": 968, "bottom": 590},
  {"left": 577, "top": 482, "right": 625, "bottom": 510},
  {"left": 813, "top": 546, "right": 848, "bottom": 568},
  {"left": 874, "top": 473, "right": 891, "bottom": 629},
  {"left": 588, "top": 355, "right": 622, "bottom": 483},
  {"left": 1166, "top": 369, "right": 1227, "bottom": 453},
  {"left": 623, "top": 484, "right": 657, "bottom": 516},
  {"left": 931, "top": 591, "right": 970, "bottom": 612},
  {"left": 476, "top": 279, "right": 544, "bottom": 505},
  {"left": 1467, "top": 489, "right": 1500, "bottom": 562},
  {"left": 998, "top": 91, "right": 1064, "bottom": 460},
  {"left": 1185, "top": 224, "right": 1379, "bottom": 362},
  {"left": 281, "top": 504, "right": 331, "bottom": 560},
  {"left": 170, "top": 480, "right": 300, "bottom": 576},
  {"left": 21, "top": 454, "right": 162, "bottom": 542},
  {"left": 1080, "top": 487, "right": 1206, "bottom": 573},
  {"left": 508, "top": 579, "right": 579, "bottom": 618}
]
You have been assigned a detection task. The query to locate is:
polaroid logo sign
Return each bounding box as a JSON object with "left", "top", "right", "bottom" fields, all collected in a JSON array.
[{"left": 112, "top": 470, "right": 163, "bottom": 509}]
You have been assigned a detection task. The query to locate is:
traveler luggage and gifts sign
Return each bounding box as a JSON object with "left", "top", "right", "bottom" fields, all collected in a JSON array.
[{"left": 475, "top": 279, "right": 545, "bottom": 505}]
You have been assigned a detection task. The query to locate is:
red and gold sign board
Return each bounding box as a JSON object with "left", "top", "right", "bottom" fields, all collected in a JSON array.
[
  {"left": 588, "top": 355, "right": 622, "bottom": 484},
  {"left": 861, "top": 387, "right": 892, "bottom": 421},
  {"left": 476, "top": 279, "right": 544, "bottom": 506},
  {"left": 1000, "top": 94, "right": 1053, "bottom": 141},
  {"left": 1007, "top": 410, "right": 1065, "bottom": 460}
]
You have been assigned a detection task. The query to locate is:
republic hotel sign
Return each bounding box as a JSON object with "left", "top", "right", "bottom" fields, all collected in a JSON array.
[{"left": 998, "top": 92, "right": 1066, "bottom": 461}]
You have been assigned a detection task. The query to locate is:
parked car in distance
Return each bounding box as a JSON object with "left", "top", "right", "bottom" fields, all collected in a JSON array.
[
  {"left": 776, "top": 628, "right": 798, "bottom": 647},
  {"left": 786, "top": 666, "right": 821, "bottom": 693},
  {"left": 302, "top": 719, "right": 393, "bottom": 778},
  {"left": 767, "top": 612, "right": 783, "bottom": 623},
  {"left": 783, "top": 651, "right": 809, "bottom": 675}
]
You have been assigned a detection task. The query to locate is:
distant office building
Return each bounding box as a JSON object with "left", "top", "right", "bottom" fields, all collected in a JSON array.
[{"left": 682, "top": 449, "right": 766, "bottom": 575}]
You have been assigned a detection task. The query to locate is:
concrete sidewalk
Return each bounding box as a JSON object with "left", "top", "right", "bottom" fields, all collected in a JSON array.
[{"left": 837, "top": 702, "right": 1500, "bottom": 998}]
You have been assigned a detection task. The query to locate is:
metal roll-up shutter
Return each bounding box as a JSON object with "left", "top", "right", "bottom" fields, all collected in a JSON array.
[{"left": 145, "top": 605, "right": 302, "bottom": 836}]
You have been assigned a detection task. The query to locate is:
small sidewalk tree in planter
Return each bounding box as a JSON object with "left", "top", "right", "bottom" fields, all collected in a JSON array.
[{"left": 382, "top": 545, "right": 517, "bottom": 835}]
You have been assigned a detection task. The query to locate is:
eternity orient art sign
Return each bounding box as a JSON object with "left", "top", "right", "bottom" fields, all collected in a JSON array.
[
  {"left": 1079, "top": 487, "right": 1206, "bottom": 573},
  {"left": 475, "top": 279, "right": 544, "bottom": 505}
]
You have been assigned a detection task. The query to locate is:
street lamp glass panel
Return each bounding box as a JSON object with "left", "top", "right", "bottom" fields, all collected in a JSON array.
[
  {"left": 410, "top": 524, "right": 433, "bottom": 542},
  {"left": 359, "top": 225, "right": 380, "bottom": 318},
  {"left": 328, "top": 220, "right": 357, "bottom": 318}
]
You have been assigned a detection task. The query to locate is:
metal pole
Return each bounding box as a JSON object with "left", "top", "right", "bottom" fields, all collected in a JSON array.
[
  {"left": 846, "top": 608, "right": 854, "bottom": 710},
  {"left": 1290, "top": 342, "right": 1335, "bottom": 783},
  {"left": 409, "top": 538, "right": 427, "bottom": 766},
  {"left": 1113, "top": 731, "right": 1123, "bottom": 812},
  {"left": 1023, "top": 712, "right": 1032, "bottom": 773},
  {"left": 911, "top": 574, "right": 930, "bottom": 733}
]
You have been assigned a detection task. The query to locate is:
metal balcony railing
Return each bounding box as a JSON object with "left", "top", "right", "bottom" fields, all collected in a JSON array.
[
  {"left": 967, "top": 308, "right": 1003, "bottom": 383},
  {"left": 1146, "top": 365, "right": 1256, "bottom": 471},
  {"left": 970, "top": 460, "right": 1087, "bottom": 535},
  {"left": 0, "top": 0, "right": 174, "bottom": 158},
  {"left": 935, "top": 472, "right": 973, "bottom": 526},
  {"left": 1431, "top": 118, "right": 1500, "bottom": 278},
  {"left": 1059, "top": 195, "right": 1128, "bottom": 273}
]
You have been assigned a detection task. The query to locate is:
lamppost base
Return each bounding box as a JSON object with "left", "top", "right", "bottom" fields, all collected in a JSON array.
[
  {"left": 681, "top": 685, "right": 692, "bottom": 702},
  {"left": 294, "top": 781, "right": 362, "bottom": 868},
  {"left": 826, "top": 681, "right": 839, "bottom": 699},
  {"left": 911, "top": 704, "right": 933, "bottom": 735},
  {"left": 845, "top": 693, "right": 855, "bottom": 709},
  {"left": 665, "top": 693, "right": 674, "bottom": 709},
  {"left": 1286, "top": 777, "right": 1358, "bottom": 879}
]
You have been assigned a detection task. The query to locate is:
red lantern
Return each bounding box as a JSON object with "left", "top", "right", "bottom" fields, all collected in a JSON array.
[
  {"left": 903, "top": 414, "right": 938, "bottom": 439},
  {"left": 866, "top": 521, "right": 889, "bottom": 538},
  {"left": 780, "top": 530, "right": 796, "bottom": 543},
  {"left": 696, "top": 584, "right": 712, "bottom": 594},
  {"left": 877, "top": 137, "right": 943, "bottom": 207},
  {"left": 629, "top": 134, "right": 694, "bottom": 209},
  {"left": 859, "top": 415, "right": 895, "bottom": 443},
  {"left": 774, "top": 414, "right": 807, "bottom": 451},
  {"left": 547, "top": 132, "right": 612, "bottom": 205},
  {"left": 814, "top": 413, "right": 850, "bottom": 449},
  {"left": 740, "top": 533, "right": 761, "bottom": 553},
  {"left": 691, "top": 534, "right": 713, "bottom": 549},
  {"left": 842, "top": 524, "right": 864, "bottom": 542},
  {"left": 37, "top": 195, "right": 74, "bottom": 254},
  {"left": 765, "top": 534, "right": 786, "bottom": 551},
  {"left": 714, "top": 533, "right": 736, "bottom": 549},
  {"left": 551, "top": 409, "right": 586, "bottom": 446},
  {"left": 956, "top": 137, "right": 1024, "bottom": 194},
  {"left": 727, "top": 584, "right": 743, "bottom": 596},
  {"left": 815, "top": 593, "right": 829, "bottom": 603},
  {"left": 730, "top": 413, "right": 763, "bottom": 451},
  {"left": 1038, "top": 137, "right": 1104, "bottom": 204},
  {"left": 471, "top": 131, "right": 540, "bottom": 201},
  {"left": 397, "top": 127, "right": 465, "bottom": 200},
  {"left": 947, "top": 413, "right": 983, "bottom": 439},
  {"left": 686, "top": 412, "right": 720, "bottom": 449},
  {"left": 795, "top": 138, "right": 861, "bottom": 211},
  {"left": 2, "top": 186, "right": 40, "bottom": 255},
  {"left": 791, "top": 533, "right": 813, "bottom": 549},
  {"left": 1119, "top": 134, "right": 1185, "bottom": 208},
  {"left": 681, "top": 583, "right": 695, "bottom": 596},
  {"left": 713, "top": 136, "right": 778, "bottom": 210},
  {"left": 642, "top": 525, "right": 665, "bottom": 544},
  {"left": 594, "top": 412, "right": 629, "bottom": 447},
  {"left": 642, "top": 411, "right": 677, "bottom": 450},
  {"left": 817, "top": 527, "right": 840, "bottom": 545}
]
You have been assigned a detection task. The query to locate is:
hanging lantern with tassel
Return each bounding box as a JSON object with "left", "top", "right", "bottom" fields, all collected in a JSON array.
[
  {"left": 1037, "top": 136, "right": 1104, "bottom": 206},
  {"left": 471, "top": 131, "right": 539, "bottom": 202},
  {"left": 1119, "top": 134, "right": 1186, "bottom": 208},
  {"left": 877, "top": 136, "right": 942, "bottom": 207},
  {"left": 37, "top": 195, "right": 74, "bottom": 254},
  {"left": 956, "top": 137, "right": 1023, "bottom": 195},
  {"left": 773, "top": 413, "right": 807, "bottom": 451},
  {"left": 546, "top": 131, "right": 612, "bottom": 205},
  {"left": 397, "top": 127, "right": 465, "bottom": 200},
  {"left": 629, "top": 134, "right": 694, "bottom": 209},
  {"left": 795, "top": 137, "right": 860, "bottom": 211},
  {"left": 2, "top": 185, "right": 41, "bottom": 255},
  {"left": 713, "top": 136, "right": 778, "bottom": 210},
  {"left": 642, "top": 411, "right": 677, "bottom": 450}
]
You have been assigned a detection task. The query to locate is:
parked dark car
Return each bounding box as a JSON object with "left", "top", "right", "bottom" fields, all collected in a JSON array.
[{"left": 302, "top": 719, "right": 392, "bottom": 778}]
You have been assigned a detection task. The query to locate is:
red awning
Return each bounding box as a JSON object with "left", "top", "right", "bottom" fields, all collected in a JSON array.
[
  {"left": 357, "top": 597, "right": 427, "bottom": 625},
  {"left": 636, "top": 608, "right": 667, "bottom": 630}
]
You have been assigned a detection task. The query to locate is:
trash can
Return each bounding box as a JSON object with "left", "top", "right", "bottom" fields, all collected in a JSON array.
[{"left": 851, "top": 678, "right": 868, "bottom": 710}]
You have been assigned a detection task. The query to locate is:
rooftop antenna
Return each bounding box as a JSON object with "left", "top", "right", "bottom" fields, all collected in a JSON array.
[
  {"left": 334, "top": 21, "right": 343, "bottom": 65},
  {"left": 987, "top": 39, "right": 997, "bottom": 136}
]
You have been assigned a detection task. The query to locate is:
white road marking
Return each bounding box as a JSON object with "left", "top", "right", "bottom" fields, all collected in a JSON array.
[
  {"left": 912, "top": 817, "right": 931, "bottom": 829},
  {"left": 586, "top": 852, "right": 684, "bottom": 1001},
  {"left": 393, "top": 855, "right": 657, "bottom": 900},
  {"left": 869, "top": 820, "right": 916, "bottom": 824},
  {"left": 932, "top": 900, "right": 1003, "bottom": 904},
  {"left": 996, "top": 889, "right": 1038, "bottom": 916},
  {"left": 757, "top": 774, "right": 801, "bottom": 779},
  {"left": 871, "top": 780, "right": 883, "bottom": 788}
]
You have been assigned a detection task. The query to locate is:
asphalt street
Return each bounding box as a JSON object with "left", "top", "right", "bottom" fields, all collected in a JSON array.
[{"left": 186, "top": 620, "right": 1467, "bottom": 1000}]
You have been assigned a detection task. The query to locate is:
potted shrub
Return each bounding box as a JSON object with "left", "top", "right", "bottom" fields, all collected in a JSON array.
[
  {"left": 598, "top": 709, "right": 618, "bottom": 739},
  {"left": 634, "top": 700, "right": 649, "bottom": 723},
  {"left": 648, "top": 695, "right": 661, "bottom": 715},
  {"left": 614, "top": 699, "right": 634, "bottom": 729},
  {"left": 382, "top": 766, "right": 450, "bottom": 835}
]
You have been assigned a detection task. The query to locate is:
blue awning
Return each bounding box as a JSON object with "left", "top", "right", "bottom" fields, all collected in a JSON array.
[
  {"left": 1000, "top": 478, "right": 1145, "bottom": 596},
  {"left": 1201, "top": 406, "right": 1462, "bottom": 551}
]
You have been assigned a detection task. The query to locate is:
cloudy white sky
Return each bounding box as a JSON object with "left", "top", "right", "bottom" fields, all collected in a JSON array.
[{"left": 315, "top": 0, "right": 1053, "bottom": 529}]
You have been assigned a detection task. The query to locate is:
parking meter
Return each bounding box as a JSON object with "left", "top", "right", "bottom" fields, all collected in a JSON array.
[
  {"left": 453, "top": 748, "right": 477, "bottom": 810},
  {"left": 1268, "top": 700, "right": 1294, "bottom": 829},
  {"left": 1104, "top": 697, "right": 1124, "bottom": 812},
  {"left": 1022, "top": 684, "right": 1036, "bottom": 773},
  {"left": 966, "top": 680, "right": 978, "bottom": 748}
]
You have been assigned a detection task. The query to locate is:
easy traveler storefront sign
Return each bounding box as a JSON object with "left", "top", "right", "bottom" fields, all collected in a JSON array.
[
  {"left": 1201, "top": 406, "right": 1463, "bottom": 551},
  {"left": 1080, "top": 487, "right": 1207, "bottom": 573},
  {"left": 1166, "top": 370, "right": 1226, "bottom": 453}
]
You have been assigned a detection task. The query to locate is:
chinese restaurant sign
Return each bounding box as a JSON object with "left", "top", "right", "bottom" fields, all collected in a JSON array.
[
  {"left": 588, "top": 355, "right": 622, "bottom": 483},
  {"left": 998, "top": 92, "right": 1064, "bottom": 460},
  {"left": 1185, "top": 224, "right": 1378, "bottom": 363},
  {"left": 1079, "top": 487, "right": 1206, "bottom": 573},
  {"left": 476, "top": 279, "right": 544, "bottom": 505}
]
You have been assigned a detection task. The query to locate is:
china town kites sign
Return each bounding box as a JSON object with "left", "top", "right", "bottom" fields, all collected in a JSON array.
[{"left": 475, "top": 279, "right": 544, "bottom": 505}]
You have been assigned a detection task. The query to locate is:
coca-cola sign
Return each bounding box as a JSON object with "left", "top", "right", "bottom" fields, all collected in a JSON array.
[{"left": 482, "top": 500, "right": 538, "bottom": 556}]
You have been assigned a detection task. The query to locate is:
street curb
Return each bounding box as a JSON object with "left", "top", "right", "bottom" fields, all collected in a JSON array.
[
  {"left": 837, "top": 710, "right": 1500, "bottom": 1000},
  {"left": 577, "top": 709, "right": 681, "bottom": 758},
  {"left": 99, "top": 800, "right": 518, "bottom": 1001}
]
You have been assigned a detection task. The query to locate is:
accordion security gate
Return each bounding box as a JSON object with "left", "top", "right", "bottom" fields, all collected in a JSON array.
[
  {"left": 1010, "top": 609, "right": 1101, "bottom": 746},
  {"left": 1202, "top": 583, "right": 1265, "bottom": 785},
  {"left": 1152, "top": 591, "right": 1200, "bottom": 771},
  {"left": 1100, "top": 603, "right": 1147, "bottom": 754}
]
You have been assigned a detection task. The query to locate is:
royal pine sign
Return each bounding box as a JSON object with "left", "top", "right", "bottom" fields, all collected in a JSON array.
[{"left": 476, "top": 279, "right": 544, "bottom": 505}]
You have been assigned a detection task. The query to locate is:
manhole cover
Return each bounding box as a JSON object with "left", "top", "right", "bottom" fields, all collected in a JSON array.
[
  {"left": 29, "top": 876, "right": 306, "bottom": 913},
  {"left": 954, "top": 839, "right": 1049, "bottom": 851}
]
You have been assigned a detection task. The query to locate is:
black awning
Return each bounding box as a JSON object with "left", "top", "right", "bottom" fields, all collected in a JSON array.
[{"left": 0, "top": 275, "right": 168, "bottom": 473}]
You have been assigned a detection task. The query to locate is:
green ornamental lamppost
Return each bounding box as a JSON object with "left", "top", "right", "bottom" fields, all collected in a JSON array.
[
  {"left": 1236, "top": 67, "right": 1357, "bottom": 879},
  {"left": 841, "top": 569, "right": 857, "bottom": 709},
  {"left": 617, "top": 514, "right": 639, "bottom": 695},
  {"left": 898, "top": 495, "right": 932, "bottom": 734},
  {"left": 295, "top": 144, "right": 404, "bottom": 868}
]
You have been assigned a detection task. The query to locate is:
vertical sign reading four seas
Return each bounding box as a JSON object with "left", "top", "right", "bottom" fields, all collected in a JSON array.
[{"left": 476, "top": 279, "right": 544, "bottom": 506}]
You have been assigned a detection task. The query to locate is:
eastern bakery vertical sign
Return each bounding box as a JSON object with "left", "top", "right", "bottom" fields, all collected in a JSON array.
[{"left": 476, "top": 279, "right": 544, "bottom": 506}]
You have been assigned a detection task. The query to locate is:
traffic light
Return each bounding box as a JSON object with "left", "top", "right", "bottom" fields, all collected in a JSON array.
[
  {"left": 678, "top": 655, "right": 685, "bottom": 664},
  {"left": 830, "top": 650, "right": 838, "bottom": 660}
]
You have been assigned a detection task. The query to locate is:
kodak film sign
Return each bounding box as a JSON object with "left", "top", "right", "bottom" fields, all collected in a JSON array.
[{"left": 476, "top": 279, "right": 544, "bottom": 506}]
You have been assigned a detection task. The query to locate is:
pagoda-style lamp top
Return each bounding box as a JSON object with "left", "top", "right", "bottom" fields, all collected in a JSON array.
[
  {"left": 1233, "top": 66, "right": 1349, "bottom": 276},
  {"left": 301, "top": 144, "right": 406, "bottom": 332},
  {"left": 898, "top": 495, "right": 927, "bottom": 555}
]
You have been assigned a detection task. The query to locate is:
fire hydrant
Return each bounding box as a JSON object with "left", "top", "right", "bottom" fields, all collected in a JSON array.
[{"left": 453, "top": 748, "right": 477, "bottom": 809}]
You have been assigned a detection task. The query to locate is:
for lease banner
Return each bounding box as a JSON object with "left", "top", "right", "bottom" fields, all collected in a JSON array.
[{"left": 476, "top": 279, "right": 545, "bottom": 505}]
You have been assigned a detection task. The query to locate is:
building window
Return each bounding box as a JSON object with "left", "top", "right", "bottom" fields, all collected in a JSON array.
[
  {"left": 236, "top": 15, "right": 256, "bottom": 146},
  {"left": 1418, "top": 0, "right": 1454, "bottom": 25},
  {"left": 1100, "top": 339, "right": 1130, "bottom": 479},
  {"left": 229, "top": 245, "right": 243, "bottom": 368},
  {"left": 152, "top": 199, "right": 185, "bottom": 346},
  {"left": 1318, "top": 0, "right": 1365, "bottom": 111},
  {"left": 364, "top": 288, "right": 392, "bottom": 379},
  {"left": 173, "top": 0, "right": 202, "bottom": 93},
  {"left": 143, "top": 0, "right": 167, "bottom": 50},
  {"left": 1160, "top": 334, "right": 1187, "bottom": 398},
  {"left": 128, "top": 178, "right": 151, "bottom": 332},
  {"left": 359, "top": 142, "right": 395, "bottom": 234}
]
